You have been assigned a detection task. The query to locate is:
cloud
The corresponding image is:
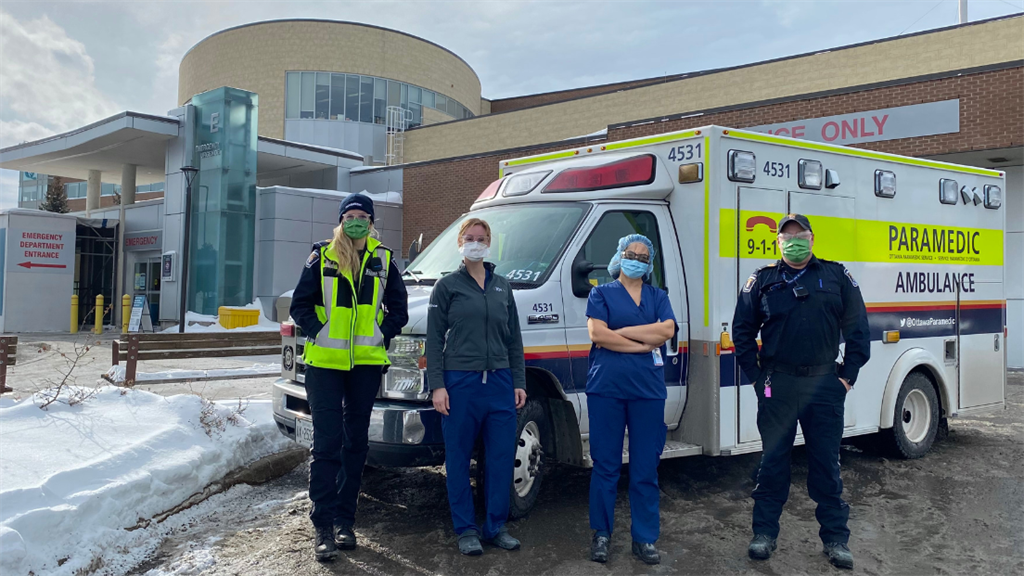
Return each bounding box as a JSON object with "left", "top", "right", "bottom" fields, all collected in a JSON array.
[
  {"left": 0, "top": 119, "right": 54, "bottom": 149},
  {"left": 0, "top": 10, "right": 121, "bottom": 136}
]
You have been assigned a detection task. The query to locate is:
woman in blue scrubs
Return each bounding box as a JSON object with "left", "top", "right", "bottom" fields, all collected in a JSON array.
[{"left": 586, "top": 234, "right": 676, "bottom": 565}]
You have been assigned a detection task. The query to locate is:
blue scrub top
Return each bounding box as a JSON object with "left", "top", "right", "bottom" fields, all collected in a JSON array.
[{"left": 585, "top": 280, "right": 676, "bottom": 400}]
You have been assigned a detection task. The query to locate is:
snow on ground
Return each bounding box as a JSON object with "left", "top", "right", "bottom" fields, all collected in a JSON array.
[
  {"left": 104, "top": 363, "right": 280, "bottom": 384},
  {"left": 161, "top": 309, "right": 280, "bottom": 333},
  {"left": 0, "top": 387, "right": 295, "bottom": 576}
]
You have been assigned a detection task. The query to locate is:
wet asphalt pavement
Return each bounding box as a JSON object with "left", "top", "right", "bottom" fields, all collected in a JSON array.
[{"left": 134, "top": 373, "right": 1024, "bottom": 575}]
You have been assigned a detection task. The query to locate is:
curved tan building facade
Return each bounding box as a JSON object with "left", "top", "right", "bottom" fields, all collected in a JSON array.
[{"left": 179, "top": 19, "right": 482, "bottom": 144}]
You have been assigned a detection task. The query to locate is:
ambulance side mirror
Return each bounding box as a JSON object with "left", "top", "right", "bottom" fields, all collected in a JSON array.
[{"left": 572, "top": 259, "right": 604, "bottom": 298}]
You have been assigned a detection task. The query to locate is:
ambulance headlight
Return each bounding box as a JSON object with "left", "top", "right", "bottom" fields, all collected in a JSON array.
[
  {"left": 939, "top": 179, "right": 959, "bottom": 205},
  {"left": 383, "top": 336, "right": 429, "bottom": 400},
  {"left": 728, "top": 150, "right": 756, "bottom": 183},
  {"left": 984, "top": 184, "right": 1002, "bottom": 209},
  {"left": 503, "top": 170, "right": 550, "bottom": 197},
  {"left": 798, "top": 159, "right": 822, "bottom": 190},
  {"left": 874, "top": 170, "right": 896, "bottom": 198}
]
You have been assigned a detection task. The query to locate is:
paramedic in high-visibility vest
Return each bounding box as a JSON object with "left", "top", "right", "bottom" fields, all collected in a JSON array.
[
  {"left": 731, "top": 213, "right": 870, "bottom": 571},
  {"left": 289, "top": 193, "right": 408, "bottom": 562}
]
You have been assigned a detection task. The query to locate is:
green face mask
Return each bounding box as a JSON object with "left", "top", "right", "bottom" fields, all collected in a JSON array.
[
  {"left": 780, "top": 237, "right": 811, "bottom": 262},
  {"left": 342, "top": 219, "right": 370, "bottom": 239}
]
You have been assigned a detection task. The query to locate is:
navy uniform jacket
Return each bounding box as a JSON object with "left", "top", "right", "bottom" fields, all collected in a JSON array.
[
  {"left": 732, "top": 256, "right": 870, "bottom": 385},
  {"left": 289, "top": 240, "right": 409, "bottom": 348}
]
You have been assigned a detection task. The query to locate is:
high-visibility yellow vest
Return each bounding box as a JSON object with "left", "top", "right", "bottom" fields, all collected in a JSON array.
[{"left": 302, "top": 237, "right": 392, "bottom": 370}]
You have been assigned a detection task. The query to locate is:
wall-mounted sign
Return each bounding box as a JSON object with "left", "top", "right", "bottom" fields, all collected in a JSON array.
[
  {"left": 124, "top": 230, "right": 162, "bottom": 252},
  {"left": 161, "top": 251, "right": 176, "bottom": 281},
  {"left": 7, "top": 229, "right": 74, "bottom": 274},
  {"left": 749, "top": 99, "right": 960, "bottom": 146}
]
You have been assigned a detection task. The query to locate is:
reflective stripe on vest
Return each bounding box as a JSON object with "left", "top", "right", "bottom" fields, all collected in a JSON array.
[{"left": 301, "top": 238, "right": 391, "bottom": 370}]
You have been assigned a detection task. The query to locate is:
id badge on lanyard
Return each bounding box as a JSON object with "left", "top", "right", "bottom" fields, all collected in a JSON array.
[{"left": 652, "top": 348, "right": 664, "bottom": 367}]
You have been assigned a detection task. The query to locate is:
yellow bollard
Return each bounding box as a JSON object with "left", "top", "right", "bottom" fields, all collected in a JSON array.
[
  {"left": 122, "top": 294, "right": 131, "bottom": 334},
  {"left": 94, "top": 294, "right": 104, "bottom": 335},
  {"left": 70, "top": 295, "right": 79, "bottom": 334}
]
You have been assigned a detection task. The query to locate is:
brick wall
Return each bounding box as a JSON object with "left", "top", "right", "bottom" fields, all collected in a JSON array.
[
  {"left": 404, "top": 67, "right": 1023, "bottom": 255},
  {"left": 488, "top": 75, "right": 688, "bottom": 114}
]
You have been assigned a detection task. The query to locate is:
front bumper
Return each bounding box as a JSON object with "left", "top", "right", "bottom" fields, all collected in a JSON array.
[{"left": 272, "top": 378, "right": 445, "bottom": 467}]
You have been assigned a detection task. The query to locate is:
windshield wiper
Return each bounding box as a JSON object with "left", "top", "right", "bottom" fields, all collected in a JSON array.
[{"left": 404, "top": 269, "right": 422, "bottom": 283}]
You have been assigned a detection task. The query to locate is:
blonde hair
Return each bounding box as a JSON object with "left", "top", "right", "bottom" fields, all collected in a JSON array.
[
  {"left": 328, "top": 222, "right": 378, "bottom": 274},
  {"left": 457, "top": 218, "right": 491, "bottom": 244}
]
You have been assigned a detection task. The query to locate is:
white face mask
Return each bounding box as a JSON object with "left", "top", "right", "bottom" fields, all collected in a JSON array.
[{"left": 459, "top": 241, "right": 490, "bottom": 261}]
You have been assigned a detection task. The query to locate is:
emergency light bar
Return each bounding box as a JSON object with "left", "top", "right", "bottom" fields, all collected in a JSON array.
[
  {"left": 475, "top": 177, "right": 503, "bottom": 203},
  {"left": 503, "top": 170, "right": 550, "bottom": 197},
  {"left": 543, "top": 155, "right": 656, "bottom": 193},
  {"left": 984, "top": 184, "right": 1002, "bottom": 209}
]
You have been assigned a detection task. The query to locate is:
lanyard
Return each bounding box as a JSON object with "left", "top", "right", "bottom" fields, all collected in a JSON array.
[{"left": 765, "top": 268, "right": 808, "bottom": 293}]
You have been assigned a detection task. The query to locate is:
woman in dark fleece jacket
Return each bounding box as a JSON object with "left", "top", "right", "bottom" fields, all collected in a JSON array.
[{"left": 426, "top": 217, "right": 527, "bottom": 556}]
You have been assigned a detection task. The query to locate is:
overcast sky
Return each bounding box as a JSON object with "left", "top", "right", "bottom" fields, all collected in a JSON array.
[{"left": 1, "top": 0, "right": 1021, "bottom": 208}]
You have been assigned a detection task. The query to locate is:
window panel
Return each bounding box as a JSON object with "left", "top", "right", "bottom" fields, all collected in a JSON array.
[
  {"left": 400, "top": 83, "right": 408, "bottom": 110},
  {"left": 315, "top": 73, "right": 330, "bottom": 120},
  {"left": 410, "top": 103, "right": 422, "bottom": 127},
  {"left": 330, "top": 73, "right": 346, "bottom": 119},
  {"left": 387, "top": 80, "right": 400, "bottom": 108},
  {"left": 300, "top": 72, "right": 315, "bottom": 118},
  {"left": 346, "top": 74, "right": 359, "bottom": 121},
  {"left": 435, "top": 94, "right": 447, "bottom": 113},
  {"left": 374, "top": 78, "right": 387, "bottom": 124},
  {"left": 423, "top": 90, "right": 435, "bottom": 109},
  {"left": 409, "top": 86, "right": 421, "bottom": 104},
  {"left": 447, "top": 97, "right": 458, "bottom": 117},
  {"left": 285, "top": 72, "right": 301, "bottom": 119},
  {"left": 359, "top": 76, "right": 373, "bottom": 123}
]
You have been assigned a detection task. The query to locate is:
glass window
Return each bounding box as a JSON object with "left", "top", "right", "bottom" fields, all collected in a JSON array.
[
  {"left": 574, "top": 210, "right": 665, "bottom": 289},
  {"left": 300, "top": 72, "right": 315, "bottom": 118},
  {"left": 359, "top": 76, "right": 373, "bottom": 123},
  {"left": 447, "top": 98, "right": 458, "bottom": 118},
  {"left": 400, "top": 83, "right": 408, "bottom": 110},
  {"left": 345, "top": 75, "right": 359, "bottom": 121},
  {"left": 285, "top": 72, "right": 301, "bottom": 119},
  {"left": 435, "top": 94, "right": 447, "bottom": 114},
  {"left": 387, "top": 80, "right": 400, "bottom": 109},
  {"left": 410, "top": 103, "right": 422, "bottom": 127},
  {"left": 374, "top": 78, "right": 387, "bottom": 124},
  {"left": 409, "top": 86, "right": 421, "bottom": 105},
  {"left": 423, "top": 90, "right": 435, "bottom": 109},
  {"left": 406, "top": 203, "right": 588, "bottom": 287},
  {"left": 315, "top": 73, "right": 330, "bottom": 119},
  {"left": 330, "top": 73, "right": 346, "bottom": 120}
]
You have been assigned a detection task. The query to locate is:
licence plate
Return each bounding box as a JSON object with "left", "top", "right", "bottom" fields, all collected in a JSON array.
[{"left": 295, "top": 416, "right": 314, "bottom": 448}]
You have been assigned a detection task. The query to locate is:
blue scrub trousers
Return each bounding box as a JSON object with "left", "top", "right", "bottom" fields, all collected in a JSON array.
[
  {"left": 588, "top": 394, "right": 667, "bottom": 544},
  {"left": 441, "top": 369, "right": 518, "bottom": 539}
]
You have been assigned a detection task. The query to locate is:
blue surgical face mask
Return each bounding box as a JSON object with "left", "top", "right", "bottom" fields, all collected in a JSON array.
[{"left": 620, "top": 259, "right": 648, "bottom": 279}]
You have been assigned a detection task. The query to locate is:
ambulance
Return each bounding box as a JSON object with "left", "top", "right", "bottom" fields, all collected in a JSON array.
[{"left": 273, "top": 125, "right": 1007, "bottom": 518}]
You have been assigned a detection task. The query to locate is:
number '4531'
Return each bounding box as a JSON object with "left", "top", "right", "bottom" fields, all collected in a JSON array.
[{"left": 667, "top": 143, "right": 701, "bottom": 162}]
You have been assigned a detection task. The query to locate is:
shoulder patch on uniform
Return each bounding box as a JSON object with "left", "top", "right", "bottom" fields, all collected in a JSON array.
[
  {"left": 742, "top": 274, "right": 757, "bottom": 293},
  {"left": 844, "top": 266, "right": 859, "bottom": 287},
  {"left": 304, "top": 250, "right": 320, "bottom": 269}
]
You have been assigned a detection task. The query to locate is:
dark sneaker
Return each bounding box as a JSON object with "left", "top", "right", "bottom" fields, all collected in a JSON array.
[
  {"left": 748, "top": 534, "right": 777, "bottom": 560},
  {"left": 823, "top": 542, "right": 854, "bottom": 569},
  {"left": 591, "top": 533, "right": 610, "bottom": 563},
  {"left": 314, "top": 526, "right": 338, "bottom": 562},
  {"left": 482, "top": 527, "right": 520, "bottom": 551},
  {"left": 458, "top": 530, "right": 484, "bottom": 556},
  {"left": 334, "top": 524, "right": 356, "bottom": 550},
  {"left": 631, "top": 541, "right": 661, "bottom": 565}
]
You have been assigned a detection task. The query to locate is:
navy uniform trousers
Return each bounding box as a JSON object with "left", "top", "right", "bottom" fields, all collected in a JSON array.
[
  {"left": 305, "top": 364, "right": 382, "bottom": 529},
  {"left": 442, "top": 369, "right": 518, "bottom": 539},
  {"left": 753, "top": 371, "right": 850, "bottom": 544},
  {"left": 588, "top": 395, "right": 667, "bottom": 544}
]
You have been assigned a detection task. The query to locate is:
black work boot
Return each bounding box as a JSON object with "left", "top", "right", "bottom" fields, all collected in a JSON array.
[
  {"left": 631, "top": 541, "right": 661, "bottom": 565},
  {"left": 823, "top": 542, "right": 854, "bottom": 569},
  {"left": 482, "top": 526, "right": 520, "bottom": 550},
  {"left": 748, "top": 534, "right": 777, "bottom": 560},
  {"left": 334, "top": 524, "right": 356, "bottom": 550},
  {"left": 314, "top": 526, "right": 338, "bottom": 562},
  {"left": 458, "top": 530, "right": 483, "bottom": 556},
  {"left": 591, "top": 533, "right": 610, "bottom": 563}
]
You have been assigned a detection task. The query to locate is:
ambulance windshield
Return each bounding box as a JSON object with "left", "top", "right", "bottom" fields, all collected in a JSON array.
[{"left": 404, "top": 203, "right": 587, "bottom": 286}]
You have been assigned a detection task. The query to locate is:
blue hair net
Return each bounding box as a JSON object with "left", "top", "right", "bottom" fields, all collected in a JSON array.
[{"left": 607, "top": 234, "right": 656, "bottom": 280}]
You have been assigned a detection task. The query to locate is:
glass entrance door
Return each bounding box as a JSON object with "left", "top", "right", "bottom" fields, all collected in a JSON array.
[{"left": 132, "top": 258, "right": 161, "bottom": 327}]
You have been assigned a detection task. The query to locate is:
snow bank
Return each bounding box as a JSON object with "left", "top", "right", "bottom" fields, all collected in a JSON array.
[
  {"left": 0, "top": 387, "right": 295, "bottom": 576},
  {"left": 161, "top": 301, "right": 280, "bottom": 333},
  {"left": 105, "top": 363, "right": 280, "bottom": 384}
]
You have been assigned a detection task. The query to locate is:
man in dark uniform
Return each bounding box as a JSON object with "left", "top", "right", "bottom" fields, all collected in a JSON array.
[{"left": 732, "top": 214, "right": 870, "bottom": 570}]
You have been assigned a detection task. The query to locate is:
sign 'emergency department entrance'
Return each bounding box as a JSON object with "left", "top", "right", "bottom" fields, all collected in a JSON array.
[{"left": 7, "top": 228, "right": 74, "bottom": 274}]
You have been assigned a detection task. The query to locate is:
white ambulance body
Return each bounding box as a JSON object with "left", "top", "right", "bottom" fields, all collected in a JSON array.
[{"left": 273, "top": 125, "right": 1006, "bottom": 516}]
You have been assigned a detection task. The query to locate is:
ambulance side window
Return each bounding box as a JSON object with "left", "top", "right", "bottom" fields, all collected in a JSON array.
[{"left": 575, "top": 210, "right": 665, "bottom": 291}]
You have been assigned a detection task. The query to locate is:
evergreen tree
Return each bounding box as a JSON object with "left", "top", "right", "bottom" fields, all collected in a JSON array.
[{"left": 39, "top": 176, "right": 70, "bottom": 213}]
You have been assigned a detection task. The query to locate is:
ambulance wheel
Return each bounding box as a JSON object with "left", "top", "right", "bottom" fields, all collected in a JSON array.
[
  {"left": 887, "top": 372, "right": 940, "bottom": 459},
  {"left": 474, "top": 398, "right": 549, "bottom": 520}
]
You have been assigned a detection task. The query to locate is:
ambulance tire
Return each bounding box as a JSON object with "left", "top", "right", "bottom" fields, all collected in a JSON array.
[
  {"left": 474, "top": 398, "right": 549, "bottom": 520},
  {"left": 886, "top": 372, "right": 940, "bottom": 459}
]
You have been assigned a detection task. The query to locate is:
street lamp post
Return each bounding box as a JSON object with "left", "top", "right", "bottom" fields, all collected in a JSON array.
[{"left": 179, "top": 166, "right": 199, "bottom": 334}]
